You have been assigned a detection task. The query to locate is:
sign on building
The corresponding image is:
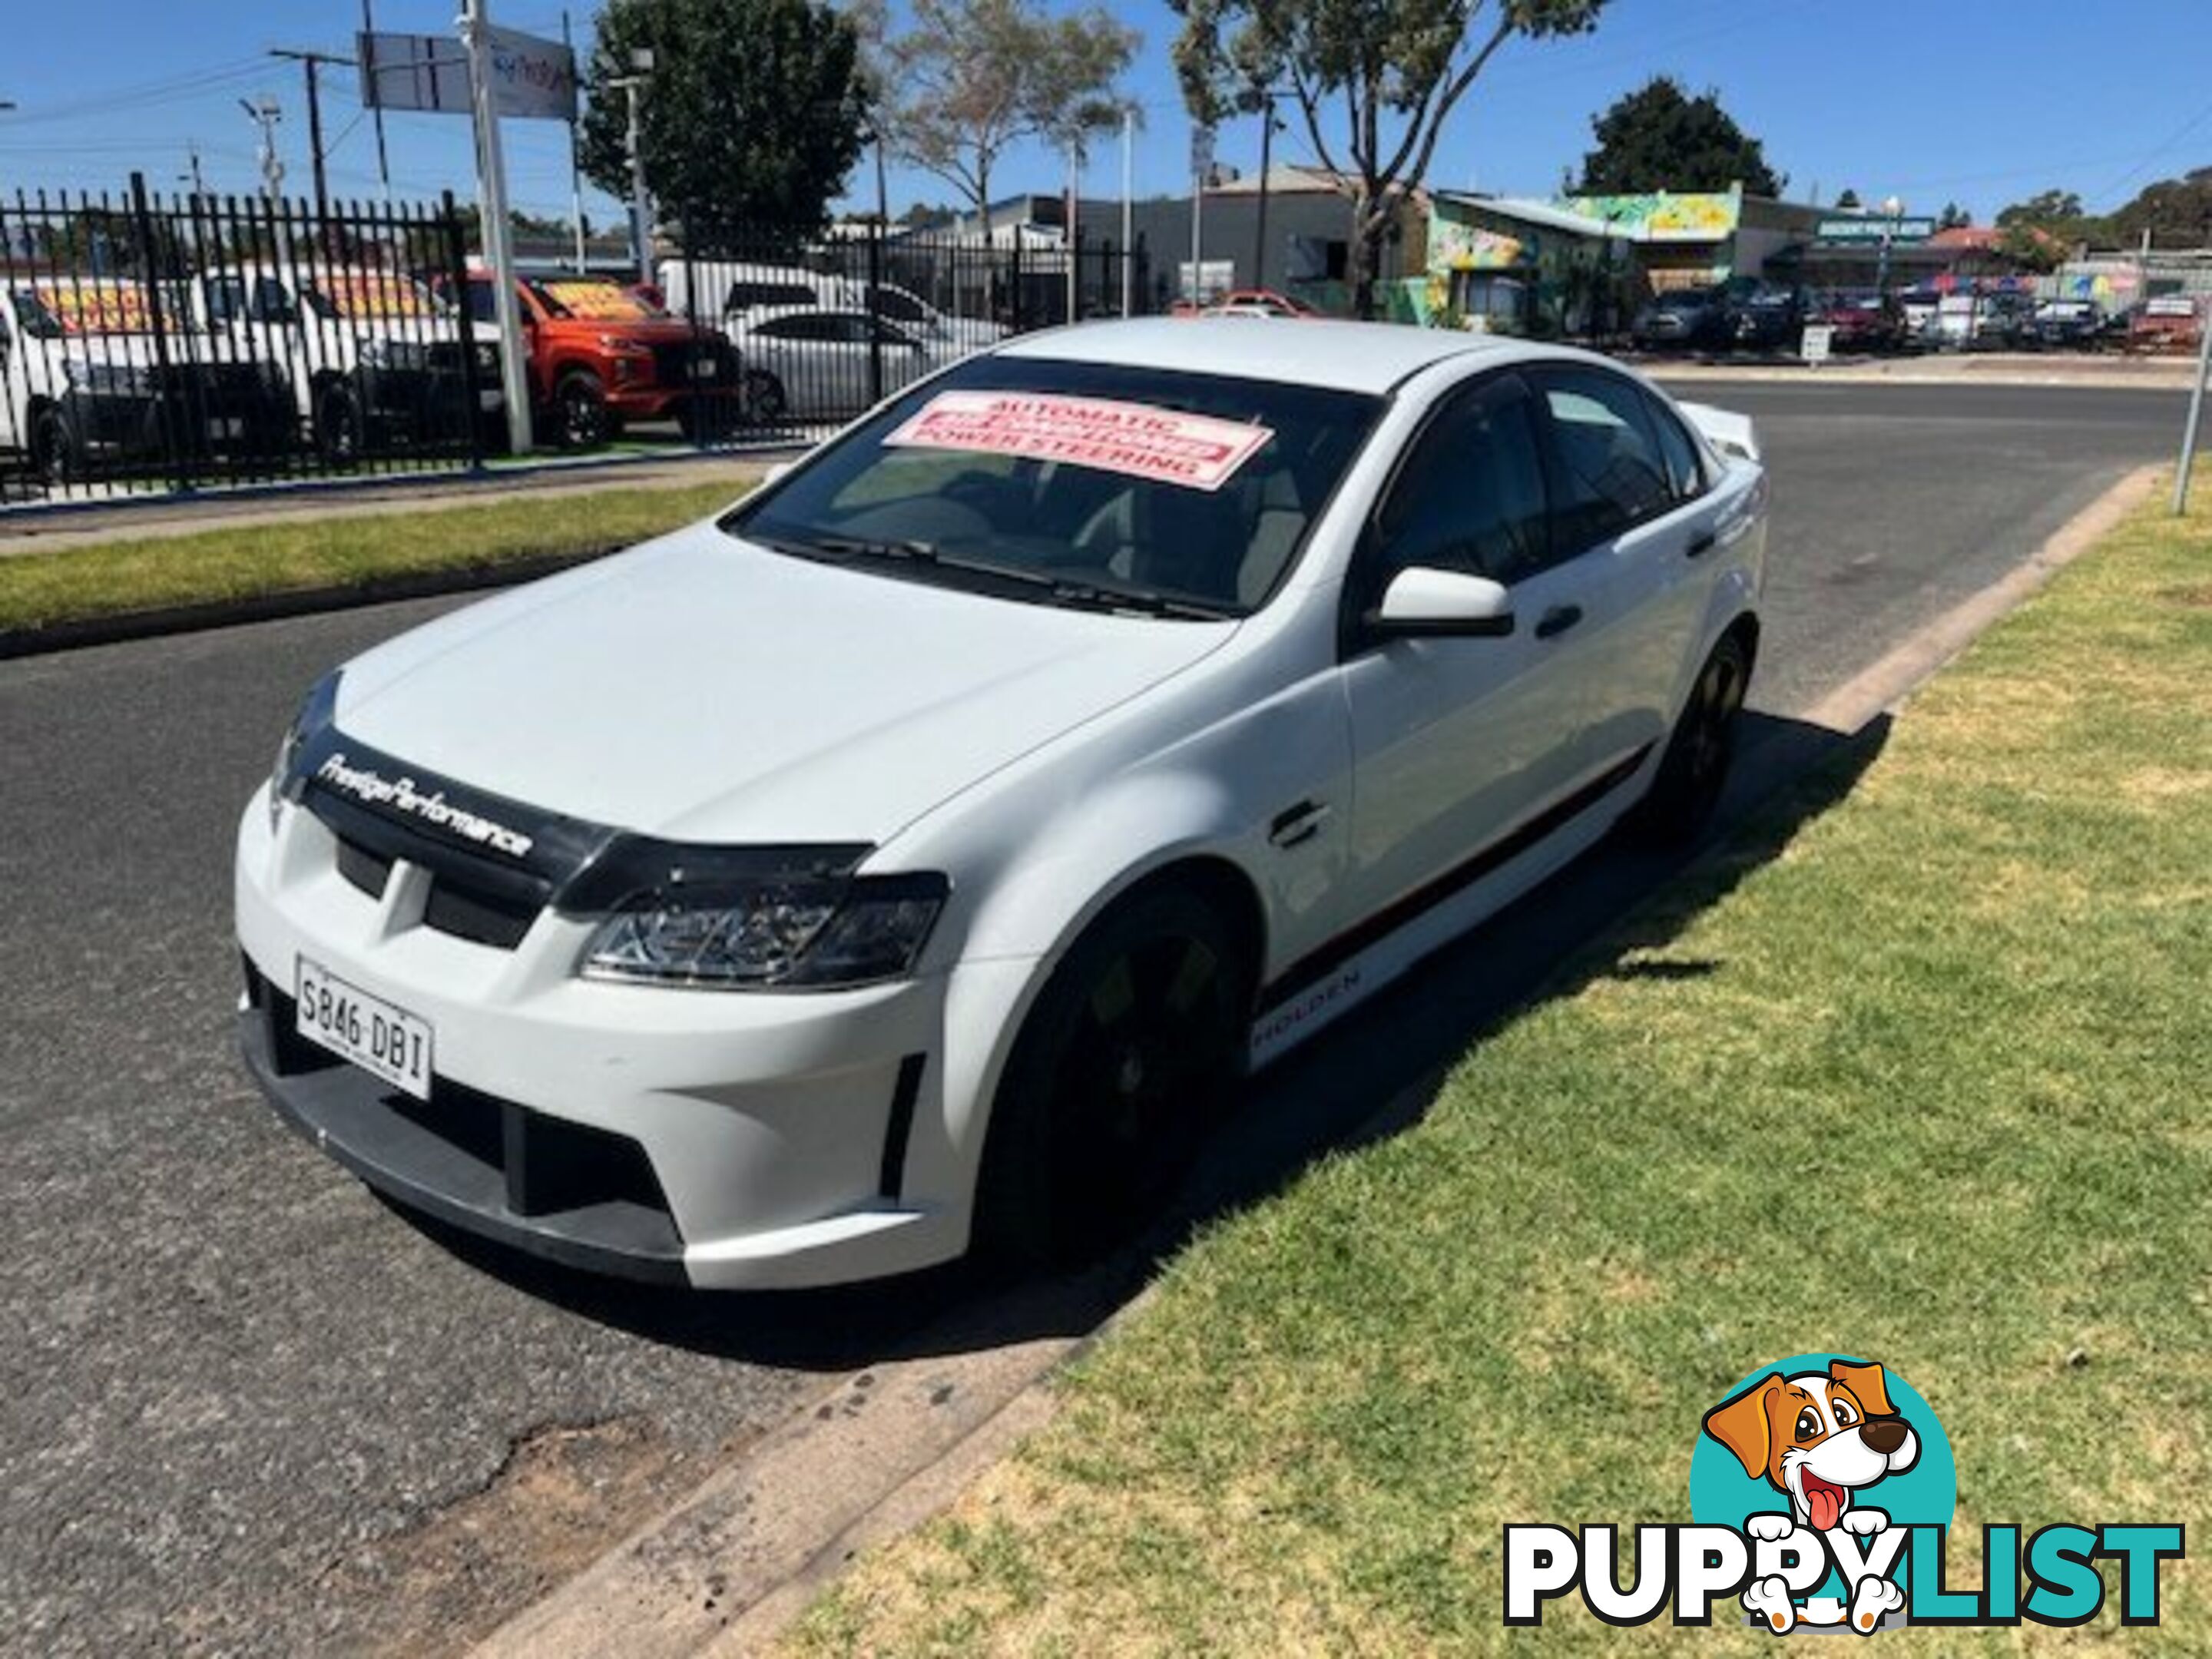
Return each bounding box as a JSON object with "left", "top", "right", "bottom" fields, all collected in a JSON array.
[
  {"left": 1816, "top": 217, "right": 1936, "bottom": 243},
  {"left": 359, "top": 25, "right": 578, "bottom": 121}
]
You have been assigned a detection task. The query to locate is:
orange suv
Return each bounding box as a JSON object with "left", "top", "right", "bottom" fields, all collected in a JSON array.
[{"left": 454, "top": 272, "right": 743, "bottom": 447}]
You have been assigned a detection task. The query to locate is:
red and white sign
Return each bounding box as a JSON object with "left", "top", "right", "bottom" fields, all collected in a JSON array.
[{"left": 883, "top": 392, "right": 1273, "bottom": 492}]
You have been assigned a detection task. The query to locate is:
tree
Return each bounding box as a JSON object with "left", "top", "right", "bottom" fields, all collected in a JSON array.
[
  {"left": 881, "top": 0, "right": 1139, "bottom": 237},
  {"left": 1833, "top": 187, "right": 1860, "bottom": 211},
  {"left": 2109, "top": 167, "right": 2212, "bottom": 250},
  {"left": 1936, "top": 200, "right": 1969, "bottom": 230},
  {"left": 1995, "top": 186, "right": 2105, "bottom": 258},
  {"left": 1175, "top": 0, "right": 1610, "bottom": 319},
  {"left": 1573, "top": 76, "right": 1782, "bottom": 198},
  {"left": 581, "top": 0, "right": 867, "bottom": 251}
]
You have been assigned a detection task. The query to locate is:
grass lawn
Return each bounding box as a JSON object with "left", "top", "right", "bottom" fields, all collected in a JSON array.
[
  {"left": 0, "top": 476, "right": 756, "bottom": 634},
  {"left": 788, "top": 483, "right": 2212, "bottom": 1655}
]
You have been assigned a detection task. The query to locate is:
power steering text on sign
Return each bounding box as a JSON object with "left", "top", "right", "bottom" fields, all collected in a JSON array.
[{"left": 295, "top": 959, "right": 433, "bottom": 1101}]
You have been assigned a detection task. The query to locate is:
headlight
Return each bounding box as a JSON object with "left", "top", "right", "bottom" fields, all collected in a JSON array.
[
  {"left": 597, "top": 333, "right": 650, "bottom": 355},
  {"left": 360, "top": 338, "right": 430, "bottom": 371},
  {"left": 268, "top": 670, "right": 341, "bottom": 830},
  {"left": 65, "top": 360, "right": 152, "bottom": 396},
  {"left": 581, "top": 869, "right": 947, "bottom": 990}
]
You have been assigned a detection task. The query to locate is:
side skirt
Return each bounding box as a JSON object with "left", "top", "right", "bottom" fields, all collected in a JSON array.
[{"left": 1245, "top": 743, "right": 1654, "bottom": 1069}]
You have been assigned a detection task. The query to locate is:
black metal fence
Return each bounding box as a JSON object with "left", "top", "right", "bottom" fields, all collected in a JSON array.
[{"left": 1, "top": 173, "right": 1154, "bottom": 510}]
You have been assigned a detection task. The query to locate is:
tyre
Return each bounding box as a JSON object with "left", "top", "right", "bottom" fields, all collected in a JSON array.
[
  {"left": 1636, "top": 631, "right": 1751, "bottom": 845},
  {"left": 973, "top": 885, "right": 1253, "bottom": 1273},
  {"left": 743, "top": 370, "right": 787, "bottom": 426},
  {"left": 30, "top": 405, "right": 81, "bottom": 487},
  {"left": 314, "top": 381, "right": 365, "bottom": 465},
  {"left": 552, "top": 369, "right": 612, "bottom": 449}
]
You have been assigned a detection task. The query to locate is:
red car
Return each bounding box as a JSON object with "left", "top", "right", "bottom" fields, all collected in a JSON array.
[
  {"left": 1812, "top": 291, "right": 1904, "bottom": 354},
  {"left": 452, "top": 272, "right": 743, "bottom": 447}
]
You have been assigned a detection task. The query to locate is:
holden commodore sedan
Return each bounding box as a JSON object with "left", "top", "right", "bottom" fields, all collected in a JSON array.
[{"left": 236, "top": 320, "right": 1767, "bottom": 1289}]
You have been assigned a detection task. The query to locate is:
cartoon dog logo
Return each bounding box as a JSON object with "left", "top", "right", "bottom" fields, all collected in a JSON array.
[{"left": 1703, "top": 1359, "right": 1920, "bottom": 1634}]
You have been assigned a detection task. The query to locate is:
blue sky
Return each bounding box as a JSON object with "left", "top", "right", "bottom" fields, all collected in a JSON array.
[{"left": 3, "top": 0, "right": 2208, "bottom": 228}]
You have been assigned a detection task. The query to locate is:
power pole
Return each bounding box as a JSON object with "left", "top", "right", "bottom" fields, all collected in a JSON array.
[
  {"left": 1121, "top": 109, "right": 1134, "bottom": 316},
  {"left": 1252, "top": 92, "right": 1277, "bottom": 293},
  {"left": 240, "top": 96, "right": 286, "bottom": 202},
  {"left": 563, "top": 10, "right": 588, "bottom": 270},
  {"left": 271, "top": 48, "right": 356, "bottom": 217},
  {"left": 606, "top": 51, "right": 655, "bottom": 289}
]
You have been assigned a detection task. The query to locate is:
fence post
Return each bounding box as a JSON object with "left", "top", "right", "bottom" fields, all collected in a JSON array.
[
  {"left": 442, "top": 190, "right": 487, "bottom": 472},
  {"left": 129, "top": 172, "right": 192, "bottom": 495},
  {"left": 867, "top": 217, "right": 885, "bottom": 408}
]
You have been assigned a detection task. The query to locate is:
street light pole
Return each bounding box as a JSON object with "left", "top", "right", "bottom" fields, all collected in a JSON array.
[
  {"left": 2172, "top": 298, "right": 2212, "bottom": 515},
  {"left": 460, "top": 0, "right": 536, "bottom": 455},
  {"left": 1252, "top": 91, "right": 1277, "bottom": 291},
  {"left": 607, "top": 51, "right": 655, "bottom": 290}
]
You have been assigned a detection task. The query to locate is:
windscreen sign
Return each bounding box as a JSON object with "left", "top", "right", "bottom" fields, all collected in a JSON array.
[{"left": 883, "top": 392, "right": 1273, "bottom": 492}]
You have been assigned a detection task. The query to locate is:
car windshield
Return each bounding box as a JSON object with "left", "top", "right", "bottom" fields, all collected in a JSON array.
[
  {"left": 1655, "top": 292, "right": 1707, "bottom": 310},
  {"left": 303, "top": 271, "right": 449, "bottom": 322},
  {"left": 524, "top": 277, "right": 666, "bottom": 320},
  {"left": 723, "top": 356, "right": 1385, "bottom": 618},
  {"left": 12, "top": 280, "right": 161, "bottom": 337}
]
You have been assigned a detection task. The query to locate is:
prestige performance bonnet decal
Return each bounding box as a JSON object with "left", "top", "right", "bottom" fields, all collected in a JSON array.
[
  {"left": 315, "top": 752, "right": 536, "bottom": 859},
  {"left": 1502, "top": 1353, "right": 2183, "bottom": 1635}
]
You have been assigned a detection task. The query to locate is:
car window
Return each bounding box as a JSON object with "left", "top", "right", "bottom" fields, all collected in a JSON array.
[
  {"left": 1532, "top": 366, "right": 1676, "bottom": 553},
  {"left": 1641, "top": 389, "right": 1707, "bottom": 502},
  {"left": 761, "top": 315, "right": 830, "bottom": 341},
  {"left": 874, "top": 289, "right": 927, "bottom": 323},
  {"left": 1371, "top": 372, "right": 1551, "bottom": 590},
  {"left": 730, "top": 280, "right": 818, "bottom": 311},
  {"left": 462, "top": 280, "right": 498, "bottom": 324}
]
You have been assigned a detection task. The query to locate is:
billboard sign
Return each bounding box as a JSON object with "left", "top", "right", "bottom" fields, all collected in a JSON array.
[{"left": 359, "top": 26, "right": 578, "bottom": 121}]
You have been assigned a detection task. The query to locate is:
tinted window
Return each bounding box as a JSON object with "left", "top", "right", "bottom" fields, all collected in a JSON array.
[
  {"left": 730, "top": 280, "right": 819, "bottom": 311},
  {"left": 874, "top": 289, "right": 927, "bottom": 323},
  {"left": 1641, "top": 389, "right": 1706, "bottom": 501},
  {"left": 462, "top": 280, "right": 498, "bottom": 324},
  {"left": 1535, "top": 367, "right": 1674, "bottom": 551},
  {"left": 761, "top": 315, "right": 836, "bottom": 341},
  {"left": 1373, "top": 373, "right": 1551, "bottom": 588}
]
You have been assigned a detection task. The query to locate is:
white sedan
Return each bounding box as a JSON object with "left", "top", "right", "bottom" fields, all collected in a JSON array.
[
  {"left": 724, "top": 305, "right": 963, "bottom": 421},
  {"left": 235, "top": 320, "right": 1767, "bottom": 1289}
]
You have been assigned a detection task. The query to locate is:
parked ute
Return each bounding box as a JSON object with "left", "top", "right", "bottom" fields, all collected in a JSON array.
[
  {"left": 194, "top": 264, "right": 505, "bottom": 462},
  {"left": 238, "top": 320, "right": 1768, "bottom": 1289},
  {"left": 2127, "top": 294, "right": 2204, "bottom": 354},
  {"left": 720, "top": 305, "right": 962, "bottom": 421},
  {"left": 2031, "top": 299, "right": 2114, "bottom": 351},
  {"left": 0, "top": 277, "right": 291, "bottom": 484},
  {"left": 452, "top": 272, "right": 742, "bottom": 446}
]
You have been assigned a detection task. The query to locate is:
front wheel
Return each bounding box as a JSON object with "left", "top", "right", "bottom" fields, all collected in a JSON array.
[
  {"left": 552, "top": 369, "right": 612, "bottom": 449},
  {"left": 1636, "top": 631, "right": 1751, "bottom": 845},
  {"left": 314, "top": 381, "right": 365, "bottom": 465},
  {"left": 30, "top": 405, "right": 82, "bottom": 486},
  {"left": 973, "top": 886, "right": 1251, "bottom": 1274}
]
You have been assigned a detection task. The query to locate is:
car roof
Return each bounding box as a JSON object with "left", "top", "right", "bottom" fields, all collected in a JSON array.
[{"left": 993, "top": 317, "right": 1516, "bottom": 394}]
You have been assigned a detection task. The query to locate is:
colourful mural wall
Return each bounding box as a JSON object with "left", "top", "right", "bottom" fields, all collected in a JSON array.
[{"left": 1558, "top": 187, "right": 1743, "bottom": 242}]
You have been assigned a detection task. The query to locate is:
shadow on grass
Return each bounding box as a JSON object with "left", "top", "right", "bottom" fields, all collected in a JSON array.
[{"left": 399, "top": 707, "right": 1892, "bottom": 1369}]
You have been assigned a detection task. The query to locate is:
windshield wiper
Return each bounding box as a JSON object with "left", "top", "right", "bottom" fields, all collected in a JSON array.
[{"left": 755, "top": 530, "right": 1233, "bottom": 620}]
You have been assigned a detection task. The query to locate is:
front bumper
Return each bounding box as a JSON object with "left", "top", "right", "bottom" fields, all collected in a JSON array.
[{"left": 235, "top": 786, "right": 1025, "bottom": 1288}]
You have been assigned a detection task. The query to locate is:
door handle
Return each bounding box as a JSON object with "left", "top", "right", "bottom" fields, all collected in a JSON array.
[
  {"left": 1534, "top": 604, "right": 1583, "bottom": 640},
  {"left": 1687, "top": 528, "right": 1718, "bottom": 558}
]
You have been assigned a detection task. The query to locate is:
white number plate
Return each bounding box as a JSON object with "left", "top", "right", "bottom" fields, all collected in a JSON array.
[{"left": 295, "top": 958, "right": 433, "bottom": 1101}]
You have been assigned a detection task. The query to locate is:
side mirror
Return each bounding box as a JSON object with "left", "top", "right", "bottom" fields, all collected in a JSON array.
[{"left": 1368, "top": 566, "right": 1515, "bottom": 639}]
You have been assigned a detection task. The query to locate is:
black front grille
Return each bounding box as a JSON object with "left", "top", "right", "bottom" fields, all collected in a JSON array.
[
  {"left": 650, "top": 340, "right": 707, "bottom": 388},
  {"left": 422, "top": 879, "right": 536, "bottom": 949},
  {"left": 336, "top": 833, "right": 393, "bottom": 899}
]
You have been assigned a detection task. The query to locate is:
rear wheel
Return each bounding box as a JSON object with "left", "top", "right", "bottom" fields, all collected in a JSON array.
[
  {"left": 1636, "top": 631, "right": 1751, "bottom": 844},
  {"left": 974, "top": 886, "right": 1251, "bottom": 1273},
  {"left": 743, "top": 370, "right": 787, "bottom": 426}
]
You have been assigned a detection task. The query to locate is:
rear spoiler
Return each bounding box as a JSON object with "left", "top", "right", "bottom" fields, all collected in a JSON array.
[{"left": 1676, "top": 401, "right": 1761, "bottom": 465}]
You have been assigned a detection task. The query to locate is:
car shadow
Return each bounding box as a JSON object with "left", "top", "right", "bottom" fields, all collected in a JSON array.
[{"left": 403, "top": 706, "right": 1892, "bottom": 1369}]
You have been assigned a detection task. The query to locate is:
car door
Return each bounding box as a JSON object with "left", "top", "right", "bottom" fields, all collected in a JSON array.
[
  {"left": 1336, "top": 369, "right": 1604, "bottom": 924},
  {"left": 1525, "top": 365, "right": 1725, "bottom": 773}
]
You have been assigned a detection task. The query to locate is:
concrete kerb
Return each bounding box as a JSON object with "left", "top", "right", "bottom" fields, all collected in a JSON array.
[{"left": 464, "top": 462, "right": 2173, "bottom": 1658}]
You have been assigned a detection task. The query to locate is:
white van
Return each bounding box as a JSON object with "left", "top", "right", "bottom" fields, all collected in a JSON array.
[
  {"left": 192, "top": 264, "right": 503, "bottom": 462},
  {"left": 1, "top": 277, "right": 293, "bottom": 485}
]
